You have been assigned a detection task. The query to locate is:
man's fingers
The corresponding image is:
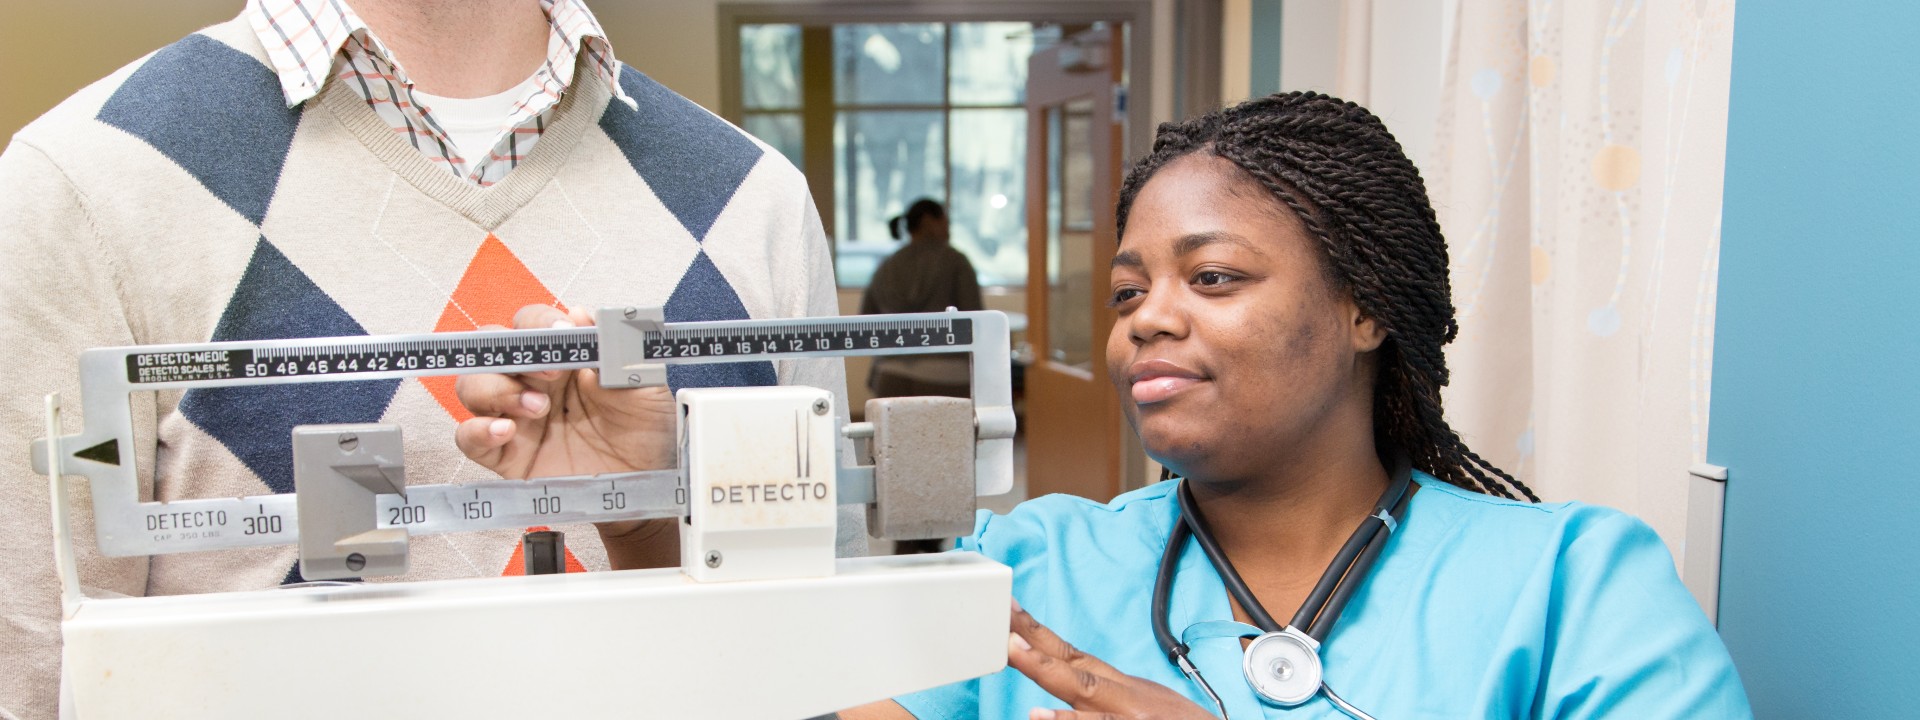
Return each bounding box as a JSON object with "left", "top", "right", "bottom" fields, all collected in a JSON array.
[
  {"left": 455, "top": 372, "right": 548, "bottom": 419},
  {"left": 454, "top": 416, "right": 516, "bottom": 465},
  {"left": 512, "top": 304, "right": 570, "bottom": 330},
  {"left": 507, "top": 307, "right": 576, "bottom": 381}
]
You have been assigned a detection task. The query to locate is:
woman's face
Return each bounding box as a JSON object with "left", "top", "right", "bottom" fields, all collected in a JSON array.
[
  {"left": 1106, "top": 153, "right": 1384, "bottom": 482},
  {"left": 918, "top": 213, "right": 950, "bottom": 243}
]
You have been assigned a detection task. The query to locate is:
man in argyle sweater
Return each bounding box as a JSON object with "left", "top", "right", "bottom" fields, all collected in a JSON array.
[{"left": 0, "top": 2, "right": 863, "bottom": 717}]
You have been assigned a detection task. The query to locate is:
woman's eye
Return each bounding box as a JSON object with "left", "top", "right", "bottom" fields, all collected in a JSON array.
[
  {"left": 1194, "top": 271, "right": 1237, "bottom": 287},
  {"left": 1108, "top": 287, "right": 1145, "bottom": 306}
]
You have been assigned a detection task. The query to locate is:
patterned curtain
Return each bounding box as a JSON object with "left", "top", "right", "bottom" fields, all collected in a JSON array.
[{"left": 1429, "top": 0, "right": 1736, "bottom": 570}]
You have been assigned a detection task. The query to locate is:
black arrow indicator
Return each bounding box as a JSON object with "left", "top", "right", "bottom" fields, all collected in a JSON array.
[{"left": 74, "top": 439, "right": 120, "bottom": 467}]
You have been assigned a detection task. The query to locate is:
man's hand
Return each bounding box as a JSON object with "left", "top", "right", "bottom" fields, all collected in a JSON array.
[
  {"left": 453, "top": 304, "right": 681, "bottom": 567},
  {"left": 1009, "top": 601, "right": 1216, "bottom": 720}
]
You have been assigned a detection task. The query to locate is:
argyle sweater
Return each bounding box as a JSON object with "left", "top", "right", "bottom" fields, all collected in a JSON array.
[{"left": 0, "top": 17, "right": 860, "bottom": 720}]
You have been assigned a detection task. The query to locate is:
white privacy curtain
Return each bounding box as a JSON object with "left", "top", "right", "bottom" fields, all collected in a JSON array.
[{"left": 1427, "top": 0, "right": 1737, "bottom": 569}]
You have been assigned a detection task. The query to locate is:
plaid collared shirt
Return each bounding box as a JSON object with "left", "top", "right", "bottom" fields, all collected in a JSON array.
[{"left": 247, "top": 0, "right": 634, "bottom": 187}]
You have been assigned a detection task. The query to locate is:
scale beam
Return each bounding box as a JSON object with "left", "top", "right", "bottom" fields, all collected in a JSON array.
[{"left": 30, "top": 308, "right": 1015, "bottom": 559}]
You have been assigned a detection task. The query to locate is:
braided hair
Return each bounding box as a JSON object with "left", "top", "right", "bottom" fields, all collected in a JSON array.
[{"left": 1119, "top": 92, "right": 1538, "bottom": 502}]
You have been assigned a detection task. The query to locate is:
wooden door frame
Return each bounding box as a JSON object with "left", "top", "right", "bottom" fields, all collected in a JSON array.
[{"left": 1024, "top": 28, "right": 1127, "bottom": 501}]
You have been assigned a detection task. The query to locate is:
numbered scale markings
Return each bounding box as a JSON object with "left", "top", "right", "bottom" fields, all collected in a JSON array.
[
  {"left": 647, "top": 320, "right": 974, "bottom": 360},
  {"left": 89, "top": 313, "right": 986, "bottom": 555},
  {"left": 123, "top": 319, "right": 975, "bottom": 385},
  {"left": 135, "top": 471, "right": 685, "bottom": 555}
]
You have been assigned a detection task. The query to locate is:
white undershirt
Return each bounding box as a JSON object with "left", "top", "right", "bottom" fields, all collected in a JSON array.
[{"left": 412, "top": 73, "right": 545, "bottom": 167}]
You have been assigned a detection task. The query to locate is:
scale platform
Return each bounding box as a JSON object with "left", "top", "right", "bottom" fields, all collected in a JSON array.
[{"left": 63, "top": 553, "right": 1008, "bottom": 719}]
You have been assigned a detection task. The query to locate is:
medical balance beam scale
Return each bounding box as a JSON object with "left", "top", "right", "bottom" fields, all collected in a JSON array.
[{"left": 31, "top": 307, "right": 1015, "bottom": 720}]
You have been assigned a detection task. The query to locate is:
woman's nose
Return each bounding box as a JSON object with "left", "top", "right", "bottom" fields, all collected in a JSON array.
[{"left": 1128, "top": 284, "right": 1187, "bottom": 344}]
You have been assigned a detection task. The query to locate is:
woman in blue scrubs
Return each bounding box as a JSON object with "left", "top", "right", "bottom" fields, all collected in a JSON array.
[{"left": 845, "top": 93, "right": 1750, "bottom": 718}]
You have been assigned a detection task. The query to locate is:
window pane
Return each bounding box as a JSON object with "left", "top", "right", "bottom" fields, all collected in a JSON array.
[
  {"left": 834, "top": 24, "right": 945, "bottom": 106},
  {"left": 948, "top": 108, "right": 1027, "bottom": 286},
  {"left": 743, "top": 113, "right": 803, "bottom": 171},
  {"left": 741, "top": 24, "right": 801, "bottom": 110},
  {"left": 1045, "top": 99, "right": 1097, "bottom": 370},
  {"left": 950, "top": 23, "right": 1037, "bottom": 106},
  {"left": 835, "top": 110, "right": 946, "bottom": 286}
]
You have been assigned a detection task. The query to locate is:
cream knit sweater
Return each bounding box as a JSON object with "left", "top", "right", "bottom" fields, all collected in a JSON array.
[{"left": 0, "top": 16, "right": 860, "bottom": 719}]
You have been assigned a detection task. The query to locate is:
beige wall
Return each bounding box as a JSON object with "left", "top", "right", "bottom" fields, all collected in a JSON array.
[{"left": 1, "top": 0, "right": 242, "bottom": 142}]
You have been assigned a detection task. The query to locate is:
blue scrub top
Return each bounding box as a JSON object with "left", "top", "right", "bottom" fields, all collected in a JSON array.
[{"left": 897, "top": 472, "right": 1752, "bottom": 719}]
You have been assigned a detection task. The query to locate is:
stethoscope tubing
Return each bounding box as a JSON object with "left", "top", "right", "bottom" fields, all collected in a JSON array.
[{"left": 1150, "top": 459, "right": 1414, "bottom": 719}]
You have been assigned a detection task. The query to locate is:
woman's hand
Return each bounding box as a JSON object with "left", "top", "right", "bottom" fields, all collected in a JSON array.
[
  {"left": 1009, "top": 602, "right": 1217, "bottom": 720},
  {"left": 453, "top": 304, "right": 681, "bottom": 567}
]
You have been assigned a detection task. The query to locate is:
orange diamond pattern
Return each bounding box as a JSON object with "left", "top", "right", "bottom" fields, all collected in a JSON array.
[
  {"left": 429, "top": 234, "right": 585, "bottom": 575},
  {"left": 422, "top": 235, "right": 564, "bottom": 423}
]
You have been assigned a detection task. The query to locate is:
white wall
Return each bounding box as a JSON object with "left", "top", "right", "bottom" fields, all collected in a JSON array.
[
  {"left": 1360, "top": 0, "right": 1446, "bottom": 171},
  {"left": 1280, "top": 0, "right": 1340, "bottom": 96}
]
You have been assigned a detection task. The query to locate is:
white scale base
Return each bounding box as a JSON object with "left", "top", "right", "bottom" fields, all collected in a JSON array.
[{"left": 62, "top": 552, "right": 1010, "bottom": 719}]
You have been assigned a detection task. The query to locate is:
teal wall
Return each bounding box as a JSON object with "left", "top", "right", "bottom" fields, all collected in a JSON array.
[
  {"left": 1712, "top": 2, "right": 1920, "bottom": 717},
  {"left": 1249, "top": 0, "right": 1282, "bottom": 97}
]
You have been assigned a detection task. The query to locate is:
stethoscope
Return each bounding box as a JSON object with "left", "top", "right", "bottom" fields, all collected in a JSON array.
[{"left": 1151, "top": 459, "right": 1414, "bottom": 720}]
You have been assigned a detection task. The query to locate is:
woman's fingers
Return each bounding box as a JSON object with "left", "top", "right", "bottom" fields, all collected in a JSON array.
[
  {"left": 1030, "top": 711, "right": 1120, "bottom": 720},
  {"left": 1011, "top": 603, "right": 1216, "bottom": 720},
  {"left": 1007, "top": 606, "right": 1131, "bottom": 710},
  {"left": 1008, "top": 632, "right": 1124, "bottom": 711},
  {"left": 1011, "top": 604, "right": 1126, "bottom": 679}
]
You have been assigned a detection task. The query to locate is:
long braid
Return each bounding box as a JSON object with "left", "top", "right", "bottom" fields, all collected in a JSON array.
[{"left": 1119, "top": 92, "right": 1539, "bottom": 502}]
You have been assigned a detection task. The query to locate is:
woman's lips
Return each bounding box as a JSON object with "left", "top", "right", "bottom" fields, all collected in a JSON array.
[
  {"left": 1131, "top": 375, "right": 1202, "bottom": 404},
  {"left": 1128, "top": 360, "right": 1206, "bottom": 404}
]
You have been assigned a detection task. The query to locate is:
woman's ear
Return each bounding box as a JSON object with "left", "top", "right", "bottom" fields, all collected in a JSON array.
[{"left": 1350, "top": 307, "right": 1388, "bottom": 353}]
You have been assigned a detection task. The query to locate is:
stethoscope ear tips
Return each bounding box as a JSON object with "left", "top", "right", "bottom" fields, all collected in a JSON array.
[{"left": 1242, "top": 628, "right": 1324, "bottom": 706}]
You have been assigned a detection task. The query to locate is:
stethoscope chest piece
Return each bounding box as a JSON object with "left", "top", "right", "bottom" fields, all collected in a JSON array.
[{"left": 1242, "top": 627, "right": 1323, "bottom": 706}]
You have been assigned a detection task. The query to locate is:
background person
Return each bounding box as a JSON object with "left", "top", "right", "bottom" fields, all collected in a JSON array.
[{"left": 859, "top": 198, "right": 984, "bottom": 399}]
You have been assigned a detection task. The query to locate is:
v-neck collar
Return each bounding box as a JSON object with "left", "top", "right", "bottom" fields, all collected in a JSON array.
[{"left": 315, "top": 60, "right": 612, "bottom": 230}]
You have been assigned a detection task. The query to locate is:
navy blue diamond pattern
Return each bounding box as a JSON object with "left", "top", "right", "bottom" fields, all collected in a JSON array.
[
  {"left": 178, "top": 238, "right": 401, "bottom": 494},
  {"left": 96, "top": 34, "right": 301, "bottom": 226},
  {"left": 663, "top": 252, "right": 778, "bottom": 391},
  {"left": 89, "top": 41, "right": 782, "bottom": 583},
  {"left": 600, "top": 65, "right": 764, "bottom": 242}
]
